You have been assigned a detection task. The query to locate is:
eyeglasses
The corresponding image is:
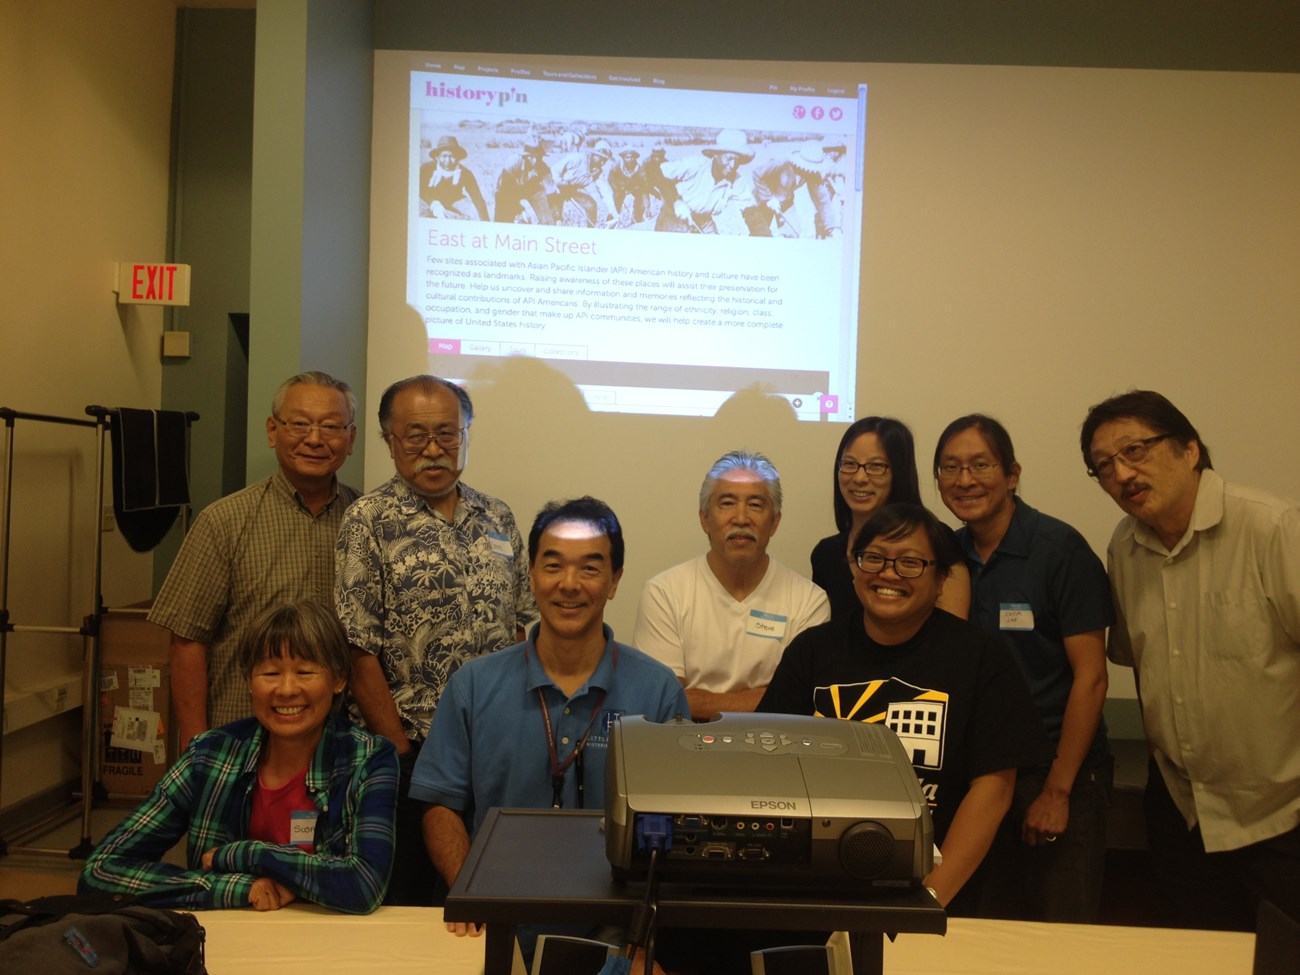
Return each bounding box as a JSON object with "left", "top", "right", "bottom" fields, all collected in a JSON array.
[
  {"left": 853, "top": 551, "right": 937, "bottom": 578},
  {"left": 1088, "top": 435, "right": 1170, "bottom": 480},
  {"left": 838, "top": 458, "right": 890, "bottom": 477},
  {"left": 274, "top": 417, "right": 352, "bottom": 441},
  {"left": 390, "top": 428, "right": 465, "bottom": 453},
  {"left": 936, "top": 460, "right": 1001, "bottom": 482}
]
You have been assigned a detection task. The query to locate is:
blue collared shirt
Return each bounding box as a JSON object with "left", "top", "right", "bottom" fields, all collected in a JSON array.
[{"left": 411, "top": 624, "right": 688, "bottom": 832}]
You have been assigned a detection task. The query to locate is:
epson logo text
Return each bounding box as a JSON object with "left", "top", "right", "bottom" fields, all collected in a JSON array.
[{"left": 751, "top": 800, "right": 797, "bottom": 810}]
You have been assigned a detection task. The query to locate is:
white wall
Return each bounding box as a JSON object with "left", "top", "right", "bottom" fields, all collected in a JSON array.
[
  {"left": 0, "top": 0, "right": 174, "bottom": 810},
  {"left": 366, "top": 63, "right": 1300, "bottom": 701}
]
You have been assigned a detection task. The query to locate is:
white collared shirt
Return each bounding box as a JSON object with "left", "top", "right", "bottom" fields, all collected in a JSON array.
[{"left": 1107, "top": 468, "right": 1300, "bottom": 851}]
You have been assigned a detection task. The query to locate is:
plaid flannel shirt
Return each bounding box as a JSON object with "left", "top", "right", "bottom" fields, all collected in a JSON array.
[{"left": 80, "top": 716, "right": 397, "bottom": 914}]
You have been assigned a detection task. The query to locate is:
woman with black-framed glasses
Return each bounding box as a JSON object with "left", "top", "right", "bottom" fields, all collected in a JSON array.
[
  {"left": 763, "top": 503, "right": 1047, "bottom": 915},
  {"left": 810, "top": 416, "right": 970, "bottom": 618}
]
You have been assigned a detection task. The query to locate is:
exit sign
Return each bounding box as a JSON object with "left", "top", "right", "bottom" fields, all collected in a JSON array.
[{"left": 114, "top": 262, "right": 191, "bottom": 305}]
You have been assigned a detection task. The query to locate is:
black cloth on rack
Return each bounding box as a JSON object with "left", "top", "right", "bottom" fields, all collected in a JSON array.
[{"left": 109, "top": 408, "right": 191, "bottom": 552}]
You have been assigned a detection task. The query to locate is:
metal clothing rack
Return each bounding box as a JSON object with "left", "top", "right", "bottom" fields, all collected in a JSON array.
[{"left": 0, "top": 405, "right": 197, "bottom": 858}]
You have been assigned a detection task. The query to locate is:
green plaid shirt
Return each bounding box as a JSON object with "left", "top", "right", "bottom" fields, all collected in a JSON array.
[{"left": 80, "top": 716, "right": 397, "bottom": 914}]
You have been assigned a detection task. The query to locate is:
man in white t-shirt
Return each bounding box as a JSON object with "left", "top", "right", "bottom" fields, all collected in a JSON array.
[{"left": 633, "top": 450, "right": 830, "bottom": 719}]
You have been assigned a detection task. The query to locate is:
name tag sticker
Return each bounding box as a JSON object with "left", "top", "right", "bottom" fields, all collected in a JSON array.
[
  {"left": 290, "top": 810, "right": 316, "bottom": 849},
  {"left": 61, "top": 926, "right": 99, "bottom": 968},
  {"left": 487, "top": 531, "right": 513, "bottom": 558},
  {"left": 747, "top": 609, "right": 789, "bottom": 641},
  {"left": 999, "top": 603, "right": 1035, "bottom": 631}
]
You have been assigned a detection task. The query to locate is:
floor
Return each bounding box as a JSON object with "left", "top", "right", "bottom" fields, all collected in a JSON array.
[
  {"left": 1095, "top": 849, "right": 1163, "bottom": 927},
  {"left": 0, "top": 800, "right": 185, "bottom": 902}
]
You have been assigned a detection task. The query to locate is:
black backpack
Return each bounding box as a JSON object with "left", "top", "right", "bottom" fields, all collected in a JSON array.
[{"left": 0, "top": 893, "right": 206, "bottom": 974}]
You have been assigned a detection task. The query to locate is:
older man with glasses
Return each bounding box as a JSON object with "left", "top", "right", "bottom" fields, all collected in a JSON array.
[
  {"left": 150, "top": 371, "right": 359, "bottom": 751},
  {"left": 632, "top": 450, "right": 829, "bottom": 721},
  {"left": 934, "top": 414, "right": 1113, "bottom": 924},
  {"left": 1082, "top": 389, "right": 1300, "bottom": 930},
  {"left": 335, "top": 374, "right": 537, "bottom": 906}
]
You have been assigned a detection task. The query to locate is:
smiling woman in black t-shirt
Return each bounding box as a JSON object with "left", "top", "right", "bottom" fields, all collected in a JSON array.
[{"left": 765, "top": 503, "right": 1046, "bottom": 912}]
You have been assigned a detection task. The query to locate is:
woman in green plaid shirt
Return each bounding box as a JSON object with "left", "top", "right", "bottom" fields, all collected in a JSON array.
[{"left": 80, "top": 601, "right": 398, "bottom": 913}]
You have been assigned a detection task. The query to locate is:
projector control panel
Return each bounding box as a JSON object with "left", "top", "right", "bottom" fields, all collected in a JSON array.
[{"left": 676, "top": 727, "right": 848, "bottom": 757}]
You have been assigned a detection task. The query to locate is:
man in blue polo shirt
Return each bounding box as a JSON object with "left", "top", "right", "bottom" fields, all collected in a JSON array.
[
  {"left": 410, "top": 496, "right": 688, "bottom": 955},
  {"left": 934, "top": 414, "right": 1114, "bottom": 922}
]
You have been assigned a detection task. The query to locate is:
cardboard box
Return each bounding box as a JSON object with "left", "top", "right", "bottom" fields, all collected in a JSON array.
[{"left": 98, "top": 610, "right": 174, "bottom": 796}]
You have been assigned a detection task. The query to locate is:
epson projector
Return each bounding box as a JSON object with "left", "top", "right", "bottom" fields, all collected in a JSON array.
[{"left": 606, "top": 714, "right": 934, "bottom": 890}]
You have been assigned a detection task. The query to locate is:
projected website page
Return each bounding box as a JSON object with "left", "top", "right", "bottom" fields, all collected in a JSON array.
[{"left": 398, "top": 52, "right": 866, "bottom": 421}]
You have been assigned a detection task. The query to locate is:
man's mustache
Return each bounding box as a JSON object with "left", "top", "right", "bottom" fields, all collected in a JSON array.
[{"left": 414, "top": 460, "right": 456, "bottom": 473}]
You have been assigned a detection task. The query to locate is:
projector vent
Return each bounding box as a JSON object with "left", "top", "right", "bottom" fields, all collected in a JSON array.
[
  {"left": 848, "top": 722, "right": 895, "bottom": 760},
  {"left": 838, "top": 821, "right": 895, "bottom": 879}
]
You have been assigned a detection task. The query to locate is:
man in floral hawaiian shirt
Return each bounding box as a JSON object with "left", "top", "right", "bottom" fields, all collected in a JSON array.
[{"left": 335, "top": 374, "right": 537, "bottom": 905}]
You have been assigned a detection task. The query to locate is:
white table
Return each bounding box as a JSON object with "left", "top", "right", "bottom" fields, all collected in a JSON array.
[
  {"left": 195, "top": 904, "right": 1255, "bottom": 975},
  {"left": 198, "top": 904, "right": 498, "bottom": 974},
  {"left": 881, "top": 917, "right": 1254, "bottom": 975}
]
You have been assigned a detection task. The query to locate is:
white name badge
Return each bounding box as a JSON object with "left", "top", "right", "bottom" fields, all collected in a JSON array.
[
  {"left": 747, "top": 609, "right": 789, "bottom": 641},
  {"left": 290, "top": 810, "right": 316, "bottom": 848},
  {"left": 487, "top": 531, "right": 513, "bottom": 558},
  {"left": 999, "top": 603, "right": 1035, "bottom": 631}
]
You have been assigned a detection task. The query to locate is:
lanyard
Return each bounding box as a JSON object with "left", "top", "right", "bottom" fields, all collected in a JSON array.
[{"left": 535, "top": 644, "right": 617, "bottom": 809}]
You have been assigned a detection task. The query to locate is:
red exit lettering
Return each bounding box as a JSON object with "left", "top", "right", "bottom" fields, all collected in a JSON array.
[
  {"left": 116, "top": 262, "right": 190, "bottom": 306},
  {"left": 131, "top": 264, "right": 177, "bottom": 301}
]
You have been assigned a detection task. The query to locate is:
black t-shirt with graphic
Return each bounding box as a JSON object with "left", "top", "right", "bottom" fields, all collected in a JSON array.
[{"left": 758, "top": 609, "right": 1048, "bottom": 844}]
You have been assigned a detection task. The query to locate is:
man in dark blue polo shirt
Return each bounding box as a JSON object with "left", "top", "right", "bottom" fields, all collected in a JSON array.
[{"left": 935, "top": 414, "right": 1114, "bottom": 922}]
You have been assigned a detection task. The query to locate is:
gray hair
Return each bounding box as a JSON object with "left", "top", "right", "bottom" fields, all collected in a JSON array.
[
  {"left": 377, "top": 375, "right": 474, "bottom": 434},
  {"left": 271, "top": 371, "right": 357, "bottom": 424},
  {"left": 699, "top": 449, "right": 782, "bottom": 514}
]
